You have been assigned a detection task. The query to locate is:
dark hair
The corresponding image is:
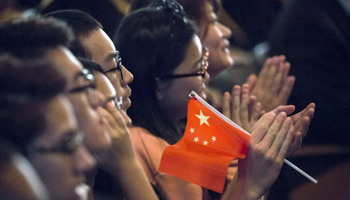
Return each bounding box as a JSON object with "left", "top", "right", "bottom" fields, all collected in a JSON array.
[
  {"left": 114, "top": 1, "right": 197, "bottom": 144},
  {"left": 0, "top": 55, "right": 66, "bottom": 155},
  {"left": 0, "top": 16, "right": 74, "bottom": 59},
  {"left": 16, "top": 0, "right": 42, "bottom": 8},
  {"left": 176, "top": 0, "right": 219, "bottom": 39},
  {"left": 130, "top": 0, "right": 218, "bottom": 39},
  {"left": 45, "top": 10, "right": 103, "bottom": 59}
]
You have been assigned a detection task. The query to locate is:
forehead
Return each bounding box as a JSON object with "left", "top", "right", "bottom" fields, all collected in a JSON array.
[
  {"left": 81, "top": 29, "right": 116, "bottom": 64},
  {"left": 95, "top": 72, "right": 116, "bottom": 98},
  {"left": 35, "top": 95, "right": 77, "bottom": 145},
  {"left": 45, "top": 46, "right": 84, "bottom": 88}
]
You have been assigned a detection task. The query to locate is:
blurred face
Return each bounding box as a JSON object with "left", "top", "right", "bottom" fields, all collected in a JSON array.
[
  {"left": 29, "top": 95, "right": 95, "bottom": 200},
  {"left": 158, "top": 35, "right": 210, "bottom": 122},
  {"left": 199, "top": 1, "right": 233, "bottom": 77},
  {"left": 46, "top": 46, "right": 111, "bottom": 154},
  {"left": 0, "top": 153, "right": 49, "bottom": 200},
  {"left": 95, "top": 72, "right": 132, "bottom": 126},
  {"left": 81, "top": 29, "right": 134, "bottom": 119}
]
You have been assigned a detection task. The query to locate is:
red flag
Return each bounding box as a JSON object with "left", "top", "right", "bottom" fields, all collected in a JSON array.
[{"left": 159, "top": 94, "right": 250, "bottom": 193}]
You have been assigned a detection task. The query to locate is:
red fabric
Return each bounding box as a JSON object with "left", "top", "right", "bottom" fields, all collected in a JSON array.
[{"left": 159, "top": 98, "right": 250, "bottom": 193}]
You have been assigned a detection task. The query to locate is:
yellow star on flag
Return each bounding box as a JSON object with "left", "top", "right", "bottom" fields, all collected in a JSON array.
[
  {"left": 203, "top": 140, "right": 208, "bottom": 145},
  {"left": 194, "top": 137, "right": 199, "bottom": 142},
  {"left": 212, "top": 136, "right": 216, "bottom": 142},
  {"left": 195, "top": 110, "right": 210, "bottom": 126},
  {"left": 190, "top": 128, "right": 195, "bottom": 133}
]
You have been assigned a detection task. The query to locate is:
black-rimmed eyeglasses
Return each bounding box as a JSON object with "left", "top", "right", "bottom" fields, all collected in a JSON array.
[
  {"left": 103, "top": 50, "right": 124, "bottom": 80},
  {"left": 157, "top": 48, "right": 209, "bottom": 80}
]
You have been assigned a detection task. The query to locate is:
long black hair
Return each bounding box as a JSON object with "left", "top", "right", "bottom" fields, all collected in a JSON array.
[{"left": 114, "top": 0, "right": 197, "bottom": 144}]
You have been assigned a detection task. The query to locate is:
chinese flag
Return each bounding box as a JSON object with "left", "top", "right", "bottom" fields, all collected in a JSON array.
[{"left": 159, "top": 96, "right": 250, "bottom": 193}]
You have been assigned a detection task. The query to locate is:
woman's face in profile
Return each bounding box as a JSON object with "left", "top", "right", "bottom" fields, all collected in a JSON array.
[
  {"left": 157, "top": 35, "right": 210, "bottom": 123},
  {"left": 199, "top": 1, "right": 233, "bottom": 77}
]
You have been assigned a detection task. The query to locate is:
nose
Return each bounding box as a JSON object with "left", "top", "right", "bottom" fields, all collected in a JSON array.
[
  {"left": 91, "top": 90, "right": 105, "bottom": 110},
  {"left": 219, "top": 22, "right": 232, "bottom": 39},
  {"left": 73, "top": 145, "right": 96, "bottom": 174},
  {"left": 121, "top": 65, "right": 134, "bottom": 87}
]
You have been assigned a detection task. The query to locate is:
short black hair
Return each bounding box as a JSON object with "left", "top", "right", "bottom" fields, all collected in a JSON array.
[
  {"left": 0, "top": 16, "right": 74, "bottom": 59},
  {"left": 45, "top": 10, "right": 103, "bottom": 59},
  {"left": 0, "top": 54, "right": 66, "bottom": 155}
]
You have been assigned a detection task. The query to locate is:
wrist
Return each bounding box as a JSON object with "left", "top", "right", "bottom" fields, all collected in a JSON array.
[{"left": 228, "top": 178, "right": 262, "bottom": 200}]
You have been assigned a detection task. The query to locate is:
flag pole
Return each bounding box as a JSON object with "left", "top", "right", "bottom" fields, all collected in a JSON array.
[{"left": 189, "top": 91, "right": 318, "bottom": 184}]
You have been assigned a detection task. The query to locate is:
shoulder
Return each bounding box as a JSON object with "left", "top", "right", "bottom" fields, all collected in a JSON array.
[
  {"left": 130, "top": 127, "right": 169, "bottom": 146},
  {"left": 130, "top": 126, "right": 169, "bottom": 159}
]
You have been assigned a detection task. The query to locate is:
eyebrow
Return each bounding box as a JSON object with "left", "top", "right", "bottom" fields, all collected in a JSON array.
[{"left": 105, "top": 52, "right": 119, "bottom": 62}]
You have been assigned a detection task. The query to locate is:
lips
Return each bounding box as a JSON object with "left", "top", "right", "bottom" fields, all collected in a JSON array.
[{"left": 122, "top": 97, "right": 131, "bottom": 110}]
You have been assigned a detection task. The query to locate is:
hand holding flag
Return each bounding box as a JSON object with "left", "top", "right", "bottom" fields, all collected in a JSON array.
[{"left": 159, "top": 91, "right": 317, "bottom": 194}]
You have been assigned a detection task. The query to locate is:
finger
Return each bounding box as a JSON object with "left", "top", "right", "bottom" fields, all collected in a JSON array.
[
  {"left": 271, "top": 105, "right": 295, "bottom": 116},
  {"left": 251, "top": 102, "right": 262, "bottom": 124},
  {"left": 231, "top": 85, "right": 241, "bottom": 123},
  {"left": 260, "top": 112, "right": 287, "bottom": 148},
  {"left": 276, "top": 125, "right": 294, "bottom": 164},
  {"left": 270, "top": 117, "right": 292, "bottom": 154},
  {"left": 290, "top": 103, "right": 315, "bottom": 124},
  {"left": 246, "top": 74, "right": 257, "bottom": 93},
  {"left": 222, "top": 92, "right": 231, "bottom": 118},
  {"left": 278, "top": 76, "right": 295, "bottom": 104},
  {"left": 250, "top": 112, "right": 276, "bottom": 144},
  {"left": 270, "top": 61, "right": 285, "bottom": 95},
  {"left": 296, "top": 116, "right": 311, "bottom": 138},
  {"left": 286, "top": 131, "right": 302, "bottom": 156},
  {"left": 106, "top": 102, "right": 126, "bottom": 127},
  {"left": 256, "top": 57, "right": 272, "bottom": 88},
  {"left": 240, "top": 84, "right": 250, "bottom": 128},
  {"left": 248, "top": 95, "right": 256, "bottom": 121},
  {"left": 264, "top": 56, "right": 279, "bottom": 88}
]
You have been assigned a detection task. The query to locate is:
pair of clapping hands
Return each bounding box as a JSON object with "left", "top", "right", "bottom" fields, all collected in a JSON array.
[
  {"left": 221, "top": 55, "right": 315, "bottom": 200},
  {"left": 223, "top": 55, "right": 315, "bottom": 156}
]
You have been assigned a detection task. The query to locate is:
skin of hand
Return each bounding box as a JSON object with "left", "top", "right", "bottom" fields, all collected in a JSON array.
[
  {"left": 267, "top": 104, "right": 316, "bottom": 156},
  {"left": 246, "top": 55, "right": 295, "bottom": 112},
  {"left": 94, "top": 103, "right": 158, "bottom": 200},
  {"left": 222, "top": 84, "right": 264, "bottom": 132},
  {"left": 223, "top": 111, "right": 294, "bottom": 200}
]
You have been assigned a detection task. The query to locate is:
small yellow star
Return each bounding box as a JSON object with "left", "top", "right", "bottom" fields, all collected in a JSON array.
[
  {"left": 195, "top": 110, "right": 210, "bottom": 126},
  {"left": 194, "top": 137, "right": 199, "bottom": 142},
  {"left": 203, "top": 140, "right": 208, "bottom": 145},
  {"left": 212, "top": 136, "right": 216, "bottom": 142},
  {"left": 189, "top": 128, "right": 195, "bottom": 134}
]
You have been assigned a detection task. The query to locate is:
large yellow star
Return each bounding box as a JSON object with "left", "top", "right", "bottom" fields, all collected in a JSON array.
[{"left": 195, "top": 110, "right": 210, "bottom": 126}]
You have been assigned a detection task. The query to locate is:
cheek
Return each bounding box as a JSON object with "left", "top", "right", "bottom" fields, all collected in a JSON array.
[
  {"left": 31, "top": 156, "right": 73, "bottom": 195},
  {"left": 106, "top": 74, "right": 120, "bottom": 91},
  {"left": 202, "top": 26, "right": 222, "bottom": 50}
]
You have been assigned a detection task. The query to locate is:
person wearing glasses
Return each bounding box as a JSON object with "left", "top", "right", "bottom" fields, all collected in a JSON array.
[
  {"left": 0, "top": 55, "right": 95, "bottom": 200},
  {"left": 0, "top": 16, "right": 159, "bottom": 200},
  {"left": 45, "top": 11, "right": 160, "bottom": 200},
  {"left": 112, "top": 0, "right": 314, "bottom": 199},
  {"left": 45, "top": 10, "right": 134, "bottom": 127},
  {"left": 0, "top": 17, "right": 112, "bottom": 156}
]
